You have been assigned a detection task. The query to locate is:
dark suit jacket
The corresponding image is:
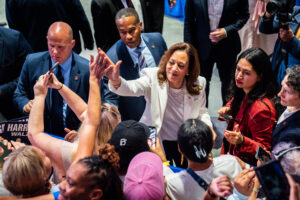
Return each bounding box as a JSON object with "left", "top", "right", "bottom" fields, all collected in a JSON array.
[
  {"left": 13, "top": 52, "right": 89, "bottom": 136},
  {"left": 0, "top": 27, "right": 32, "bottom": 120},
  {"left": 6, "top": 0, "right": 94, "bottom": 54},
  {"left": 91, "top": 0, "right": 124, "bottom": 52},
  {"left": 107, "top": 33, "right": 167, "bottom": 121},
  {"left": 272, "top": 110, "right": 300, "bottom": 148},
  {"left": 184, "top": 0, "right": 249, "bottom": 61}
]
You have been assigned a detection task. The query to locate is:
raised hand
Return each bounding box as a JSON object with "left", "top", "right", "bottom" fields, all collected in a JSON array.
[
  {"left": 47, "top": 73, "right": 62, "bottom": 90},
  {"left": 33, "top": 74, "right": 50, "bottom": 97}
]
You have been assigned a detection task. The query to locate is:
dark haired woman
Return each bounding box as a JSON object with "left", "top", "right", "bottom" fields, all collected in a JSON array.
[
  {"left": 219, "top": 47, "right": 279, "bottom": 166},
  {"left": 100, "top": 42, "right": 215, "bottom": 166},
  {"left": 162, "top": 119, "right": 242, "bottom": 200},
  {"left": 58, "top": 145, "right": 124, "bottom": 200}
]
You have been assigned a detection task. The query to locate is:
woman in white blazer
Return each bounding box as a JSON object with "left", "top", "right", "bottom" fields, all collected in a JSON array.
[{"left": 100, "top": 42, "right": 214, "bottom": 167}]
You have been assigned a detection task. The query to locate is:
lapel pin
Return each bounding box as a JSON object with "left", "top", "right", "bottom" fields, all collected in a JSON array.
[
  {"left": 283, "top": 121, "right": 287, "bottom": 125},
  {"left": 152, "top": 45, "right": 155, "bottom": 49},
  {"left": 74, "top": 76, "right": 78, "bottom": 80}
]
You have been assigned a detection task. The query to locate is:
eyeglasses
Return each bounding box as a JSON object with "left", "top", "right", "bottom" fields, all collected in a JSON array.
[{"left": 271, "top": 146, "right": 300, "bottom": 160}]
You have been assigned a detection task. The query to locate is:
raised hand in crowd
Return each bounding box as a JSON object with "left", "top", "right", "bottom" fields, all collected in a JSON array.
[
  {"left": 72, "top": 49, "right": 104, "bottom": 162},
  {"left": 96, "top": 48, "right": 122, "bottom": 88},
  {"left": 33, "top": 74, "right": 50, "bottom": 98}
]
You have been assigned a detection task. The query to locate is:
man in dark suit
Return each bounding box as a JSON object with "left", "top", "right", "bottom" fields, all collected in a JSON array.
[
  {"left": 107, "top": 8, "right": 167, "bottom": 121},
  {"left": 91, "top": 0, "right": 170, "bottom": 52},
  {"left": 13, "top": 22, "right": 116, "bottom": 137},
  {"left": 272, "top": 66, "right": 300, "bottom": 148},
  {"left": 0, "top": 27, "right": 32, "bottom": 121},
  {"left": 184, "top": 0, "right": 249, "bottom": 105},
  {"left": 6, "top": 0, "right": 94, "bottom": 54}
]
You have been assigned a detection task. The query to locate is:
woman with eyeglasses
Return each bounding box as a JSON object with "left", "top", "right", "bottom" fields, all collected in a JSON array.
[
  {"left": 272, "top": 66, "right": 300, "bottom": 147},
  {"left": 218, "top": 48, "right": 279, "bottom": 166}
]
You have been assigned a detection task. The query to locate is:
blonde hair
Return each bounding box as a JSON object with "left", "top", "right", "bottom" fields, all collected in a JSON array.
[
  {"left": 73, "top": 103, "right": 121, "bottom": 158},
  {"left": 2, "top": 146, "right": 49, "bottom": 197},
  {"left": 95, "top": 103, "right": 121, "bottom": 152},
  {"left": 157, "top": 42, "right": 201, "bottom": 95}
]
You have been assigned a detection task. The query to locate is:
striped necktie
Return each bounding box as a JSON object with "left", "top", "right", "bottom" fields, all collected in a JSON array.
[{"left": 135, "top": 46, "right": 147, "bottom": 71}]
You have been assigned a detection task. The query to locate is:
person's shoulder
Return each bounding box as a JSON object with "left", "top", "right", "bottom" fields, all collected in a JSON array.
[
  {"left": 214, "top": 155, "right": 240, "bottom": 166},
  {"left": 107, "top": 40, "right": 125, "bottom": 59},
  {"left": 142, "top": 32, "right": 165, "bottom": 42},
  {"left": 249, "top": 97, "right": 275, "bottom": 113},
  {"left": 141, "top": 67, "right": 158, "bottom": 76},
  {"left": 107, "top": 40, "right": 124, "bottom": 53},
  {"left": 0, "top": 27, "right": 20, "bottom": 37},
  {"left": 165, "top": 169, "right": 189, "bottom": 182},
  {"left": 25, "top": 51, "right": 49, "bottom": 62},
  {"left": 73, "top": 52, "right": 89, "bottom": 65}
]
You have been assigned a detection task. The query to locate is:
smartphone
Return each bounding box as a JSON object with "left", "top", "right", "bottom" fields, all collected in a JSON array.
[
  {"left": 48, "top": 62, "right": 59, "bottom": 74},
  {"left": 255, "top": 160, "right": 290, "bottom": 200},
  {"left": 148, "top": 126, "right": 157, "bottom": 148},
  {"left": 218, "top": 113, "right": 239, "bottom": 123},
  {"left": 255, "top": 146, "right": 271, "bottom": 163},
  {"left": 0, "top": 141, "right": 12, "bottom": 163}
]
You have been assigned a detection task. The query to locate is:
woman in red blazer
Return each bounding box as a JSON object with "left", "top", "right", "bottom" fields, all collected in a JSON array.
[{"left": 219, "top": 48, "right": 279, "bottom": 166}]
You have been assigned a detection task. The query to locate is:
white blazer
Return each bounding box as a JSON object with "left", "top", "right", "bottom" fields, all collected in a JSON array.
[{"left": 109, "top": 68, "right": 212, "bottom": 138}]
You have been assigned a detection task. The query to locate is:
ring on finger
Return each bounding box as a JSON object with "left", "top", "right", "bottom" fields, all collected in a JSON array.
[{"left": 97, "top": 60, "right": 103, "bottom": 66}]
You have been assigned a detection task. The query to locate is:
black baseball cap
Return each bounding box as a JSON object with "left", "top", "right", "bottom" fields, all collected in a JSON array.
[{"left": 108, "top": 120, "right": 150, "bottom": 174}]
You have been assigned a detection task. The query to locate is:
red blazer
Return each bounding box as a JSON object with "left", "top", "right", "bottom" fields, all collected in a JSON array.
[{"left": 221, "top": 97, "right": 277, "bottom": 166}]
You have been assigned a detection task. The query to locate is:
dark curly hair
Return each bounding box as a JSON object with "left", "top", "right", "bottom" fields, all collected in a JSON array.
[
  {"left": 227, "top": 48, "right": 280, "bottom": 120},
  {"left": 79, "top": 144, "right": 124, "bottom": 200},
  {"left": 157, "top": 42, "right": 201, "bottom": 95}
]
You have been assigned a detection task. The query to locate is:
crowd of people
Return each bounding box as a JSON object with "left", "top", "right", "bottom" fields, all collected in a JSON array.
[{"left": 0, "top": 0, "right": 300, "bottom": 199}]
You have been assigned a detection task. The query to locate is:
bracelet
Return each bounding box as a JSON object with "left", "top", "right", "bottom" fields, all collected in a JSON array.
[
  {"left": 57, "top": 83, "right": 63, "bottom": 90},
  {"left": 207, "top": 184, "right": 217, "bottom": 198},
  {"left": 163, "top": 161, "right": 170, "bottom": 167}
]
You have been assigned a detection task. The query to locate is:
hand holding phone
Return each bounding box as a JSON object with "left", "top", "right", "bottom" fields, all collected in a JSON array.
[
  {"left": 255, "top": 160, "right": 290, "bottom": 200},
  {"left": 48, "top": 62, "right": 59, "bottom": 74},
  {"left": 219, "top": 113, "right": 239, "bottom": 123},
  {"left": 148, "top": 126, "right": 157, "bottom": 148},
  {"left": 255, "top": 146, "right": 271, "bottom": 163}
]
